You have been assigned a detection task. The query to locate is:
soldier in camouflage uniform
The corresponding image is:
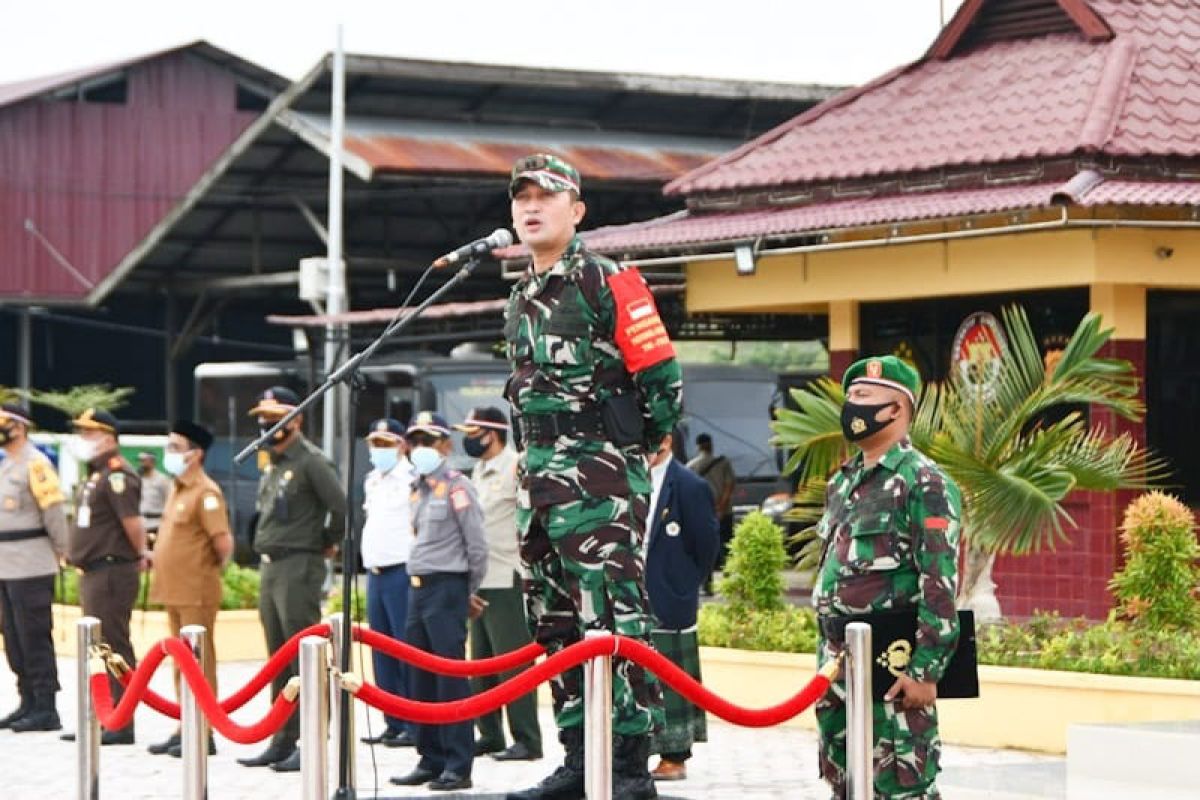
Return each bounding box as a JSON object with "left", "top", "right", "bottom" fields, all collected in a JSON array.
[
  {"left": 813, "top": 356, "right": 961, "bottom": 800},
  {"left": 503, "top": 153, "right": 683, "bottom": 800}
]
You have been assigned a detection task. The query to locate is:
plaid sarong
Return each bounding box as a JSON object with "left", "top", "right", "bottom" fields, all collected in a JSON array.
[{"left": 650, "top": 628, "right": 707, "bottom": 756}]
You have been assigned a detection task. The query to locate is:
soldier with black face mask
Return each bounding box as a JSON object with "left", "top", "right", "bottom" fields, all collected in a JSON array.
[{"left": 236, "top": 386, "right": 346, "bottom": 773}]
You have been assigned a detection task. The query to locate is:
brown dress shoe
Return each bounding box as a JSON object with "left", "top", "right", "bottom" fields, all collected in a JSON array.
[{"left": 650, "top": 759, "right": 687, "bottom": 781}]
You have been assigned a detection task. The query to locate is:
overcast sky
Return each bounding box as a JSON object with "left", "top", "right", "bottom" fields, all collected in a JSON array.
[{"left": 1, "top": 0, "right": 966, "bottom": 88}]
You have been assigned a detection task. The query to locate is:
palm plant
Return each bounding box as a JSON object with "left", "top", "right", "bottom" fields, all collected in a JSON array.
[{"left": 772, "top": 305, "right": 1165, "bottom": 620}]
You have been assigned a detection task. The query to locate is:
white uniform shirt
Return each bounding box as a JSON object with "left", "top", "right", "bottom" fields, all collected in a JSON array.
[
  {"left": 471, "top": 447, "right": 522, "bottom": 590},
  {"left": 360, "top": 458, "right": 415, "bottom": 569},
  {"left": 646, "top": 455, "right": 671, "bottom": 560}
]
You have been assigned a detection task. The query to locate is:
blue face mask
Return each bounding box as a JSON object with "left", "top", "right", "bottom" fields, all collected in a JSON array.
[
  {"left": 369, "top": 447, "right": 399, "bottom": 472},
  {"left": 163, "top": 451, "right": 188, "bottom": 477},
  {"left": 409, "top": 445, "right": 444, "bottom": 475}
]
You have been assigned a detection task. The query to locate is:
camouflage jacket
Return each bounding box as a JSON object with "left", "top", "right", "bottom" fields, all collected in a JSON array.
[
  {"left": 504, "top": 236, "right": 683, "bottom": 507},
  {"left": 812, "top": 438, "right": 962, "bottom": 683}
]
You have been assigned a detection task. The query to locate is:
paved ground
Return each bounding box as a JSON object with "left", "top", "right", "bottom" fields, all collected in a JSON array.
[{"left": 0, "top": 657, "right": 1065, "bottom": 799}]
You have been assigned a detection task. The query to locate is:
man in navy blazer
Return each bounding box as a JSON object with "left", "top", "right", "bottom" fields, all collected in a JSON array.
[{"left": 643, "top": 431, "right": 720, "bottom": 781}]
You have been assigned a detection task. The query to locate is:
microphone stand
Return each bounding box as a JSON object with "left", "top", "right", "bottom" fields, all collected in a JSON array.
[{"left": 235, "top": 255, "right": 487, "bottom": 799}]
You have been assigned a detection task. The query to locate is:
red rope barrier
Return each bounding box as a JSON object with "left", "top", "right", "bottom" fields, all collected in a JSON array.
[
  {"left": 346, "top": 634, "right": 835, "bottom": 727},
  {"left": 352, "top": 625, "right": 545, "bottom": 677},
  {"left": 115, "top": 622, "right": 332, "bottom": 720},
  {"left": 89, "top": 639, "right": 298, "bottom": 744}
]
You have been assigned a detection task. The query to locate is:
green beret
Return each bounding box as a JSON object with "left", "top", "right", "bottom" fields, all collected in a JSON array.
[{"left": 842, "top": 355, "right": 921, "bottom": 404}]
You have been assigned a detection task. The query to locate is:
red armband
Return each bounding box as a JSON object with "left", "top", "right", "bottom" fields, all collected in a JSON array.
[{"left": 606, "top": 268, "right": 675, "bottom": 373}]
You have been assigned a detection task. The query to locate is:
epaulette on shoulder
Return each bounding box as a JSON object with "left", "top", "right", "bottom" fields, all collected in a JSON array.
[{"left": 107, "top": 456, "right": 124, "bottom": 471}]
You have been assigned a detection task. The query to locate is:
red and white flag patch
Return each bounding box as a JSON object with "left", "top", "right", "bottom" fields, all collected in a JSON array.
[{"left": 606, "top": 268, "right": 675, "bottom": 373}]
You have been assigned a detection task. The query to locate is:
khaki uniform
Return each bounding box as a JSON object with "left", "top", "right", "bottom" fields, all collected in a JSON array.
[
  {"left": 0, "top": 442, "right": 69, "bottom": 702},
  {"left": 67, "top": 448, "right": 142, "bottom": 737},
  {"left": 150, "top": 469, "right": 230, "bottom": 696}
]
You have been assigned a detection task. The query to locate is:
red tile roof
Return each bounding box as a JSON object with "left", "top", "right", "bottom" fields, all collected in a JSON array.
[
  {"left": 561, "top": 176, "right": 1200, "bottom": 256},
  {"left": 667, "top": 0, "right": 1200, "bottom": 195}
]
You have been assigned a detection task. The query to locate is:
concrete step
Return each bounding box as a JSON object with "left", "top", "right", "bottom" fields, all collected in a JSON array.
[{"left": 1067, "top": 719, "right": 1200, "bottom": 799}]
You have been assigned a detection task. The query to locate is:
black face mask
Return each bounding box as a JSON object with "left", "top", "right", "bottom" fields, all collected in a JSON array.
[
  {"left": 840, "top": 400, "right": 899, "bottom": 442},
  {"left": 260, "top": 423, "right": 293, "bottom": 444},
  {"left": 463, "top": 434, "right": 489, "bottom": 459}
]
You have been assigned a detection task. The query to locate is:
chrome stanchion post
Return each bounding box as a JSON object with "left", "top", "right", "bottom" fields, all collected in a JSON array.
[
  {"left": 300, "top": 635, "right": 330, "bottom": 800},
  {"left": 77, "top": 616, "right": 102, "bottom": 800},
  {"left": 180, "top": 625, "right": 208, "bottom": 800},
  {"left": 583, "top": 631, "right": 613, "bottom": 800},
  {"left": 845, "top": 621, "right": 874, "bottom": 800},
  {"left": 327, "top": 612, "right": 355, "bottom": 794}
]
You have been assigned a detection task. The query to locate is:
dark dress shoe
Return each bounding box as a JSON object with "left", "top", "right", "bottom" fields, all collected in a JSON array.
[
  {"left": 168, "top": 736, "right": 217, "bottom": 757},
  {"left": 390, "top": 766, "right": 437, "bottom": 786},
  {"left": 237, "top": 743, "right": 295, "bottom": 767},
  {"left": 269, "top": 749, "right": 301, "bottom": 772},
  {"left": 101, "top": 728, "right": 135, "bottom": 746},
  {"left": 148, "top": 733, "right": 181, "bottom": 755},
  {"left": 60, "top": 732, "right": 76, "bottom": 742},
  {"left": 429, "top": 772, "right": 472, "bottom": 791},
  {"left": 385, "top": 730, "right": 416, "bottom": 748},
  {"left": 493, "top": 742, "right": 542, "bottom": 761},
  {"left": 475, "top": 739, "right": 504, "bottom": 756},
  {"left": 361, "top": 730, "right": 397, "bottom": 745}
]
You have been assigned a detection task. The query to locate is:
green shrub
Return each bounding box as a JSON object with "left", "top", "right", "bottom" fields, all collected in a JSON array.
[
  {"left": 54, "top": 564, "right": 260, "bottom": 611},
  {"left": 325, "top": 584, "right": 367, "bottom": 622},
  {"left": 698, "top": 603, "right": 818, "bottom": 653},
  {"left": 219, "top": 564, "right": 261, "bottom": 611},
  {"left": 1109, "top": 491, "right": 1200, "bottom": 629},
  {"left": 978, "top": 612, "right": 1200, "bottom": 680},
  {"left": 718, "top": 511, "right": 789, "bottom": 613}
]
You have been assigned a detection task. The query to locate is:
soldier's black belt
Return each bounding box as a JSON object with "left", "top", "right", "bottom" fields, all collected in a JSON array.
[
  {"left": 0, "top": 528, "right": 47, "bottom": 543},
  {"left": 518, "top": 409, "right": 606, "bottom": 444},
  {"left": 78, "top": 555, "right": 138, "bottom": 573},
  {"left": 258, "top": 548, "right": 318, "bottom": 564},
  {"left": 819, "top": 608, "right": 979, "bottom": 701}
]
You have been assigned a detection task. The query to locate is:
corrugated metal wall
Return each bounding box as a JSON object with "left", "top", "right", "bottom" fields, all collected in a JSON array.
[{"left": 0, "top": 51, "right": 259, "bottom": 300}]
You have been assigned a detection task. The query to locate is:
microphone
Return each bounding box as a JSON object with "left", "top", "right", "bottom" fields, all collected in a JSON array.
[{"left": 433, "top": 228, "right": 514, "bottom": 268}]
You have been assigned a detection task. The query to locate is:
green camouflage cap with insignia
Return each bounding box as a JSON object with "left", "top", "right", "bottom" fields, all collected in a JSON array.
[
  {"left": 842, "top": 355, "right": 921, "bottom": 405},
  {"left": 509, "top": 153, "right": 581, "bottom": 197}
]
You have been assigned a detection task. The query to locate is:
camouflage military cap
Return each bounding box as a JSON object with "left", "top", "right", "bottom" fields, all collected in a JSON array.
[
  {"left": 509, "top": 153, "right": 581, "bottom": 197},
  {"left": 842, "top": 355, "right": 920, "bottom": 405}
]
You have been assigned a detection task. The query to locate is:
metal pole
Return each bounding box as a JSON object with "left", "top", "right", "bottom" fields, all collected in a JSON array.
[
  {"left": 322, "top": 25, "right": 347, "bottom": 462},
  {"left": 328, "top": 612, "right": 355, "bottom": 797},
  {"left": 17, "top": 307, "right": 32, "bottom": 395},
  {"left": 300, "top": 635, "right": 329, "bottom": 800},
  {"left": 76, "top": 616, "right": 101, "bottom": 800},
  {"left": 845, "top": 621, "right": 874, "bottom": 800},
  {"left": 583, "top": 631, "right": 613, "bottom": 800},
  {"left": 179, "top": 625, "right": 208, "bottom": 800}
]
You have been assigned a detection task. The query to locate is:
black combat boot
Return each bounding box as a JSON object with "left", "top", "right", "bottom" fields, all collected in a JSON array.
[
  {"left": 0, "top": 692, "right": 32, "bottom": 729},
  {"left": 10, "top": 691, "right": 61, "bottom": 733},
  {"left": 612, "top": 733, "right": 657, "bottom": 800},
  {"left": 505, "top": 726, "right": 585, "bottom": 800}
]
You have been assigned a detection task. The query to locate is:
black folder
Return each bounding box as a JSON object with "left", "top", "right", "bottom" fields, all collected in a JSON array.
[{"left": 827, "top": 608, "right": 980, "bottom": 701}]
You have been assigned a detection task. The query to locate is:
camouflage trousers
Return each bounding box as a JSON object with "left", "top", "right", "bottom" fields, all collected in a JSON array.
[
  {"left": 816, "top": 640, "right": 942, "bottom": 800},
  {"left": 517, "top": 490, "right": 663, "bottom": 736}
]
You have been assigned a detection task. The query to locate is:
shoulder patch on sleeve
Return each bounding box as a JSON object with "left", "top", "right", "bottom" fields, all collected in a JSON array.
[
  {"left": 108, "top": 472, "right": 126, "bottom": 494},
  {"left": 450, "top": 487, "right": 471, "bottom": 512},
  {"left": 923, "top": 517, "right": 950, "bottom": 530},
  {"left": 202, "top": 494, "right": 221, "bottom": 512},
  {"left": 28, "top": 459, "right": 65, "bottom": 509},
  {"left": 606, "top": 268, "right": 675, "bottom": 373}
]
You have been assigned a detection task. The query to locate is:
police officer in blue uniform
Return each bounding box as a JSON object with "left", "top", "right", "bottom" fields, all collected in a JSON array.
[{"left": 390, "top": 412, "right": 489, "bottom": 793}]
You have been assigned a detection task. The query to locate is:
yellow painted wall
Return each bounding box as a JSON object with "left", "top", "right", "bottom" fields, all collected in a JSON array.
[{"left": 685, "top": 226, "right": 1200, "bottom": 313}]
